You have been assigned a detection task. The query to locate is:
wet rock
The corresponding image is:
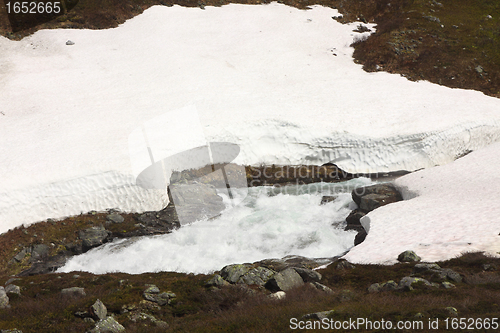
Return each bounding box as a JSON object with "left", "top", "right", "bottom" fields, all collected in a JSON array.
[
  {"left": 79, "top": 226, "right": 111, "bottom": 252},
  {"left": 320, "top": 196, "right": 337, "bottom": 205},
  {"left": 89, "top": 299, "right": 107, "bottom": 321},
  {"left": 354, "top": 230, "right": 367, "bottom": 245},
  {"left": 61, "top": 287, "right": 86, "bottom": 297},
  {"left": 265, "top": 267, "right": 304, "bottom": 292},
  {"left": 398, "top": 250, "right": 421, "bottom": 262},
  {"left": 352, "top": 184, "right": 402, "bottom": 213},
  {"left": 0, "top": 287, "right": 10, "bottom": 309},
  {"left": 18, "top": 253, "right": 69, "bottom": 276},
  {"left": 344, "top": 209, "right": 365, "bottom": 231}
]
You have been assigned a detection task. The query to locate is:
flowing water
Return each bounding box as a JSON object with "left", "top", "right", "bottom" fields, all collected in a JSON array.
[{"left": 59, "top": 177, "right": 374, "bottom": 274}]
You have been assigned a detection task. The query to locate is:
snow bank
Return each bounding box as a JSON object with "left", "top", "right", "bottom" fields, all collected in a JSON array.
[
  {"left": 1, "top": 3, "right": 500, "bottom": 232},
  {"left": 344, "top": 141, "right": 500, "bottom": 264}
]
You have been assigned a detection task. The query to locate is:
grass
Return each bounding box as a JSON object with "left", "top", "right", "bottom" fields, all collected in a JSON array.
[{"left": 0, "top": 253, "right": 499, "bottom": 332}]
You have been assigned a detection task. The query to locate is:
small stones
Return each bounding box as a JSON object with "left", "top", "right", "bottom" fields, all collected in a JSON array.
[{"left": 143, "top": 285, "right": 176, "bottom": 306}]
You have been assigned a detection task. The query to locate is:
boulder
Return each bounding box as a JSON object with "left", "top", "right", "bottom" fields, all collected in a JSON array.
[
  {"left": 206, "top": 274, "right": 230, "bottom": 287},
  {"left": 398, "top": 277, "right": 432, "bottom": 291},
  {"left": 344, "top": 209, "right": 366, "bottom": 231},
  {"left": 293, "top": 267, "right": 322, "bottom": 283},
  {"left": 106, "top": 213, "right": 124, "bottom": 224},
  {"left": 143, "top": 284, "right": 160, "bottom": 294},
  {"left": 335, "top": 260, "right": 355, "bottom": 270},
  {"left": 351, "top": 184, "right": 402, "bottom": 213},
  {"left": 354, "top": 230, "right": 367, "bottom": 246},
  {"left": 5, "top": 285, "right": 20, "bottom": 296},
  {"left": 29, "top": 244, "right": 50, "bottom": 263},
  {"left": 79, "top": 226, "right": 111, "bottom": 252},
  {"left": 265, "top": 268, "right": 304, "bottom": 292},
  {"left": 61, "top": 287, "right": 86, "bottom": 298},
  {"left": 413, "top": 263, "right": 441, "bottom": 274},
  {"left": 0, "top": 287, "right": 10, "bottom": 309},
  {"left": 220, "top": 264, "right": 252, "bottom": 284},
  {"left": 168, "top": 182, "right": 226, "bottom": 225},
  {"left": 89, "top": 299, "right": 107, "bottom": 321},
  {"left": 309, "top": 282, "right": 334, "bottom": 294},
  {"left": 397, "top": 250, "right": 421, "bottom": 262},
  {"left": 238, "top": 267, "right": 276, "bottom": 286},
  {"left": 89, "top": 316, "right": 125, "bottom": 333}
]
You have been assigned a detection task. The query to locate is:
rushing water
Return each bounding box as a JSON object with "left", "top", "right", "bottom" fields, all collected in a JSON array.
[{"left": 58, "top": 178, "right": 374, "bottom": 274}]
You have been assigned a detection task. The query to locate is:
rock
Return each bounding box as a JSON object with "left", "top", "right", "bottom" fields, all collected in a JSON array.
[
  {"left": 89, "top": 299, "right": 107, "bottom": 321},
  {"left": 335, "top": 260, "right": 356, "bottom": 270},
  {"left": 475, "top": 65, "right": 484, "bottom": 74},
  {"left": 424, "top": 15, "right": 441, "bottom": 23},
  {"left": 30, "top": 244, "right": 49, "bottom": 262},
  {"left": 368, "top": 283, "right": 381, "bottom": 293},
  {"left": 482, "top": 264, "right": 497, "bottom": 271},
  {"left": 144, "top": 284, "right": 160, "bottom": 294},
  {"left": 351, "top": 184, "right": 402, "bottom": 213},
  {"left": 79, "top": 226, "right": 111, "bottom": 252},
  {"left": 398, "top": 277, "right": 432, "bottom": 291},
  {"left": 5, "top": 285, "right": 20, "bottom": 296},
  {"left": 354, "top": 230, "right": 367, "bottom": 245},
  {"left": 309, "top": 282, "right": 334, "bottom": 294},
  {"left": 61, "top": 287, "right": 86, "bottom": 297},
  {"left": 265, "top": 268, "right": 304, "bottom": 292},
  {"left": 12, "top": 247, "right": 30, "bottom": 263},
  {"left": 168, "top": 182, "right": 226, "bottom": 225},
  {"left": 0, "top": 287, "right": 10, "bottom": 309},
  {"left": 238, "top": 266, "right": 276, "bottom": 286},
  {"left": 441, "top": 268, "right": 462, "bottom": 283},
  {"left": 445, "top": 307, "right": 458, "bottom": 317},
  {"left": 66, "top": 40, "right": 75, "bottom": 45},
  {"left": 380, "top": 280, "right": 400, "bottom": 291},
  {"left": 413, "top": 263, "right": 441, "bottom": 274},
  {"left": 320, "top": 196, "right": 337, "bottom": 205},
  {"left": 0, "top": 330, "right": 23, "bottom": 333},
  {"left": 4, "top": 278, "right": 21, "bottom": 286},
  {"left": 344, "top": 209, "right": 366, "bottom": 231},
  {"left": 89, "top": 316, "right": 125, "bottom": 333},
  {"left": 268, "top": 291, "right": 286, "bottom": 300},
  {"left": 106, "top": 213, "right": 124, "bottom": 224},
  {"left": 441, "top": 282, "right": 455, "bottom": 289},
  {"left": 301, "top": 310, "right": 335, "bottom": 321},
  {"left": 397, "top": 250, "right": 421, "bottom": 262},
  {"left": 143, "top": 290, "right": 176, "bottom": 306},
  {"left": 293, "top": 267, "right": 322, "bottom": 283},
  {"left": 206, "top": 274, "right": 230, "bottom": 287},
  {"left": 18, "top": 253, "right": 69, "bottom": 276},
  {"left": 220, "top": 264, "right": 252, "bottom": 284}
]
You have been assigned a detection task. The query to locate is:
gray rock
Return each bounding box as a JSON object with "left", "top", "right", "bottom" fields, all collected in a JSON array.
[
  {"left": 413, "top": 263, "right": 441, "bottom": 274},
  {"left": 5, "top": 285, "right": 20, "bottom": 296},
  {"left": 89, "top": 316, "right": 125, "bottom": 332},
  {"left": 206, "top": 274, "right": 230, "bottom": 287},
  {"left": 66, "top": 40, "right": 75, "bottom": 45},
  {"left": 12, "top": 248, "right": 30, "bottom": 262},
  {"left": 336, "top": 260, "right": 355, "bottom": 270},
  {"left": 79, "top": 226, "right": 111, "bottom": 252},
  {"left": 293, "top": 267, "right": 322, "bottom": 283},
  {"left": 301, "top": 310, "right": 335, "bottom": 321},
  {"left": 320, "top": 196, "right": 337, "bottom": 205},
  {"left": 1, "top": 330, "right": 23, "bottom": 333},
  {"left": 309, "top": 282, "right": 334, "bottom": 294},
  {"left": 238, "top": 266, "right": 275, "bottom": 286},
  {"left": 90, "top": 299, "right": 107, "bottom": 321},
  {"left": 30, "top": 244, "right": 49, "bottom": 262},
  {"left": 441, "top": 282, "right": 455, "bottom": 289},
  {"left": 4, "top": 278, "right": 21, "bottom": 286},
  {"left": 265, "top": 268, "right": 304, "bottom": 292},
  {"left": 344, "top": 209, "right": 366, "bottom": 231},
  {"left": 0, "top": 287, "right": 10, "bottom": 309},
  {"left": 380, "top": 280, "right": 400, "bottom": 291},
  {"left": 106, "top": 213, "right": 124, "bottom": 224},
  {"left": 143, "top": 291, "right": 176, "bottom": 306},
  {"left": 440, "top": 268, "right": 462, "bottom": 283},
  {"left": 368, "top": 283, "right": 381, "bottom": 293},
  {"left": 397, "top": 250, "right": 421, "bottom": 262},
  {"left": 61, "top": 287, "right": 86, "bottom": 297},
  {"left": 144, "top": 284, "right": 160, "bottom": 294},
  {"left": 220, "top": 264, "right": 252, "bottom": 284},
  {"left": 352, "top": 184, "right": 402, "bottom": 213},
  {"left": 398, "top": 277, "right": 432, "bottom": 291}
]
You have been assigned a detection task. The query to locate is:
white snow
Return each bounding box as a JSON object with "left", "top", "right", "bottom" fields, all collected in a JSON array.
[
  {"left": 343, "top": 141, "right": 500, "bottom": 264},
  {"left": 1, "top": 3, "right": 500, "bottom": 266}
]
